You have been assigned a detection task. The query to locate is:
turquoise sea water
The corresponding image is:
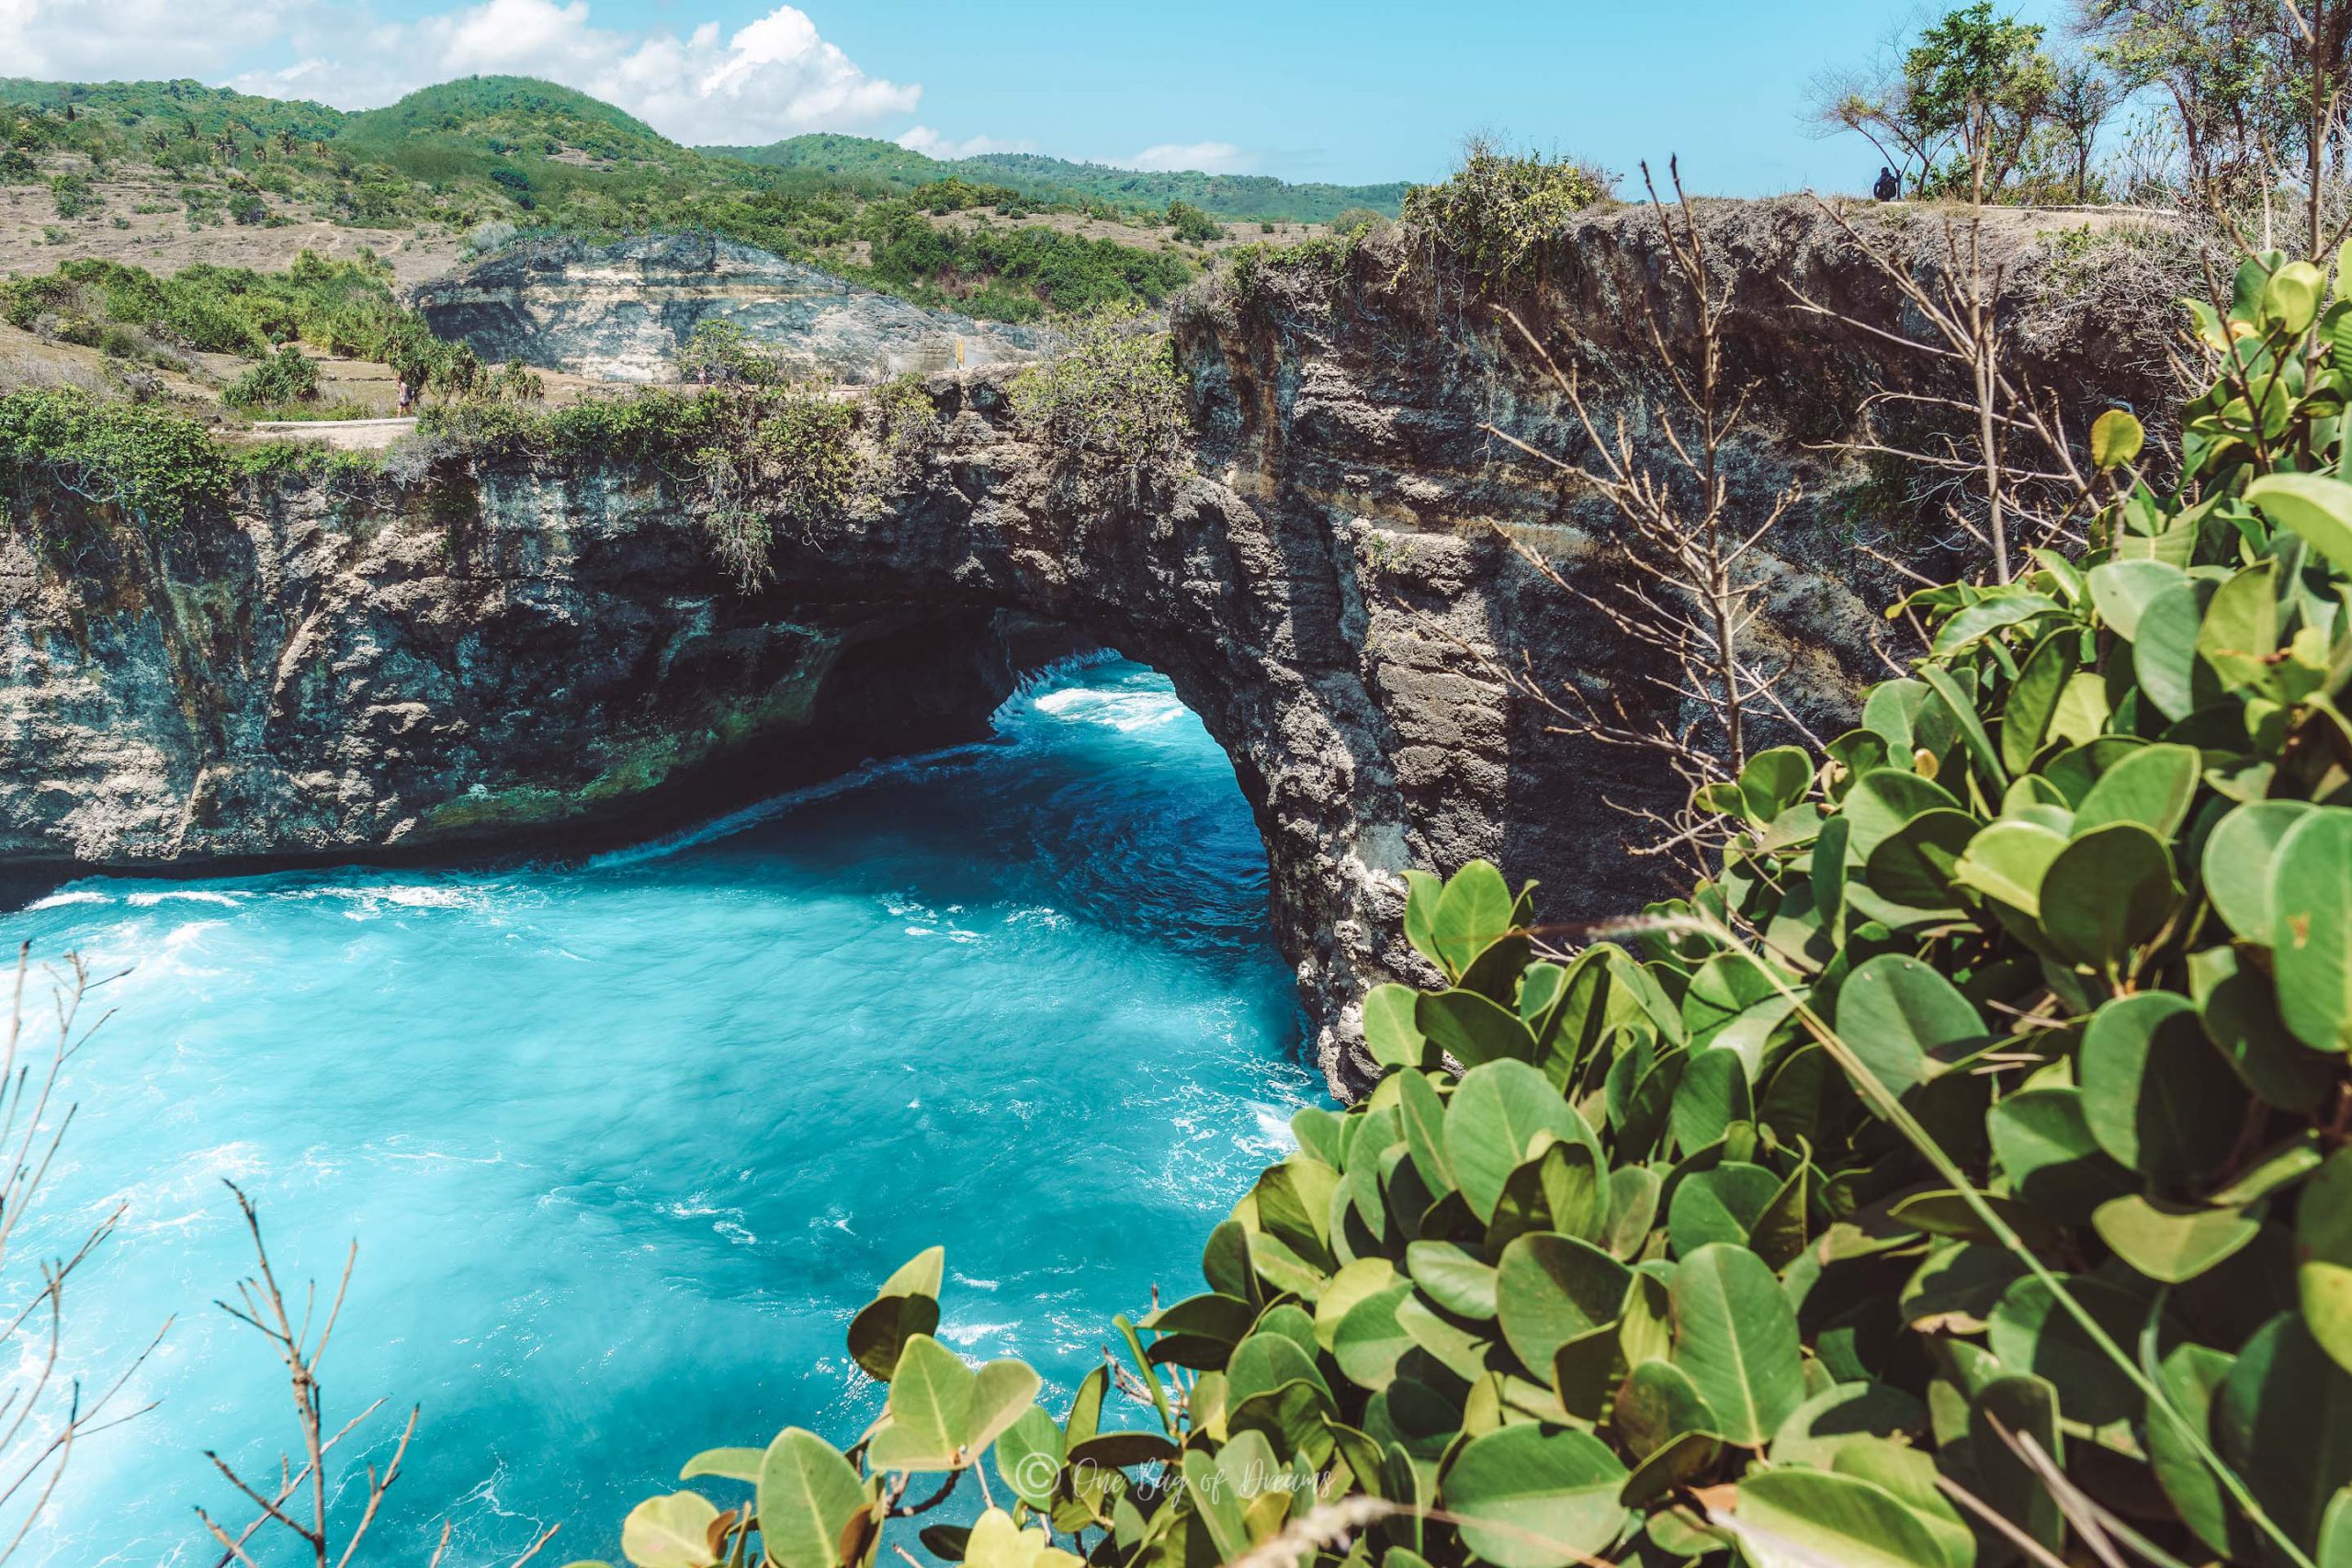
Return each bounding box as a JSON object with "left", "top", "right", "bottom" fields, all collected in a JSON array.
[{"left": 0, "top": 658, "right": 1316, "bottom": 1566}]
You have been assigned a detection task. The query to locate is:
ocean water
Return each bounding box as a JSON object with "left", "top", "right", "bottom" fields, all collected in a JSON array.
[{"left": 0, "top": 658, "right": 1317, "bottom": 1566}]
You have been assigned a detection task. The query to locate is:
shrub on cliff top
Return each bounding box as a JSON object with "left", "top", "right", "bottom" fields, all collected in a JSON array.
[
  {"left": 1007, "top": 307, "right": 1189, "bottom": 478},
  {"left": 1400, "top": 138, "right": 1616, "bottom": 279},
  {"left": 568, "top": 254, "right": 2352, "bottom": 1568},
  {"left": 0, "top": 386, "right": 228, "bottom": 529}
]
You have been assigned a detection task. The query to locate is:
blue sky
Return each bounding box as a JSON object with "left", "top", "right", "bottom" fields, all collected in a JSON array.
[{"left": 10, "top": 0, "right": 2079, "bottom": 193}]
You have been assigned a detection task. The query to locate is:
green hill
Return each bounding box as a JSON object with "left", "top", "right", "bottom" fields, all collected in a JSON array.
[
  {"left": 3, "top": 74, "right": 1401, "bottom": 321},
  {"left": 707, "top": 133, "right": 1408, "bottom": 222}
]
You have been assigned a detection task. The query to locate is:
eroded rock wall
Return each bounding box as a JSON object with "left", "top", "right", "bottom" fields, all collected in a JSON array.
[
  {"left": 0, "top": 201, "right": 2193, "bottom": 1093},
  {"left": 413, "top": 232, "right": 1054, "bottom": 383}
]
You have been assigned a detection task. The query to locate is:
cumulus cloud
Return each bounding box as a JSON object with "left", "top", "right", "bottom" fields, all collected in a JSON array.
[
  {"left": 2, "top": 0, "right": 303, "bottom": 81},
  {"left": 222, "top": 0, "right": 919, "bottom": 145},
  {"left": 894, "top": 126, "right": 1035, "bottom": 161},
  {"left": 1126, "top": 141, "right": 1255, "bottom": 175}
]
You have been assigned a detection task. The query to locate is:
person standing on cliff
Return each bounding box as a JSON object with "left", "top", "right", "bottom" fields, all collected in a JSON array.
[
  {"left": 1873, "top": 166, "right": 1900, "bottom": 201},
  {"left": 396, "top": 378, "right": 413, "bottom": 415}
]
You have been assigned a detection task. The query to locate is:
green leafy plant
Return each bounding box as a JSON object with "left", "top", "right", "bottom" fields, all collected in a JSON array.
[
  {"left": 1398, "top": 140, "right": 1614, "bottom": 280},
  {"left": 1006, "top": 309, "right": 1188, "bottom": 480},
  {"left": 571, "top": 249, "right": 2352, "bottom": 1568},
  {"left": 222, "top": 344, "right": 321, "bottom": 411},
  {"left": 0, "top": 386, "right": 230, "bottom": 530}
]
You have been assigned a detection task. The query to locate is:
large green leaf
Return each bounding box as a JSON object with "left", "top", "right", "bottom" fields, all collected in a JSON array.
[
  {"left": 1431, "top": 861, "right": 1515, "bottom": 980},
  {"left": 2204, "top": 800, "right": 2315, "bottom": 941},
  {"left": 1363, "top": 984, "right": 1429, "bottom": 1070},
  {"left": 1228, "top": 1329, "right": 1332, "bottom": 1408},
  {"left": 679, "top": 1448, "right": 764, "bottom": 1483},
  {"left": 866, "top": 1335, "right": 976, "bottom": 1471},
  {"left": 1439, "top": 1422, "right": 1629, "bottom": 1568},
  {"left": 1666, "top": 1163, "right": 1780, "bottom": 1256},
  {"left": 1951, "top": 819, "right": 2068, "bottom": 916},
  {"left": 1229, "top": 1378, "right": 1338, "bottom": 1466},
  {"left": 1843, "top": 770, "right": 1965, "bottom": 861},
  {"left": 1967, "top": 1374, "right": 2063, "bottom": 1557},
  {"left": 2247, "top": 470, "right": 2352, "bottom": 574},
  {"left": 1495, "top": 1232, "right": 1632, "bottom": 1378},
  {"left": 2087, "top": 558, "right": 2186, "bottom": 639},
  {"left": 1832, "top": 953, "right": 1984, "bottom": 1099},
  {"left": 622, "top": 1492, "right": 721, "bottom": 1568},
  {"left": 1417, "top": 988, "right": 1539, "bottom": 1068},
  {"left": 2199, "top": 558, "right": 2281, "bottom": 689},
  {"left": 2093, "top": 1193, "right": 2264, "bottom": 1283},
  {"left": 2219, "top": 1311, "right": 2352, "bottom": 1552},
  {"left": 2078, "top": 991, "right": 2245, "bottom": 1184},
  {"left": 1732, "top": 1468, "right": 1949, "bottom": 1568},
  {"left": 2274, "top": 808, "right": 2352, "bottom": 1052},
  {"left": 1863, "top": 809, "right": 1975, "bottom": 913},
  {"left": 1406, "top": 1241, "right": 1497, "bottom": 1321},
  {"left": 1398, "top": 1069, "right": 1455, "bottom": 1198},
  {"left": 2151, "top": 1344, "right": 2258, "bottom": 1562},
  {"left": 1984, "top": 1274, "right": 2146, "bottom": 1426},
  {"left": 994, "top": 1407, "right": 1065, "bottom": 1510},
  {"left": 2072, "top": 741, "right": 2200, "bottom": 839},
  {"left": 758, "top": 1429, "right": 869, "bottom": 1568},
  {"left": 848, "top": 1247, "right": 944, "bottom": 1382},
  {"left": 1737, "top": 747, "right": 1815, "bottom": 824},
  {"left": 1668, "top": 1243, "right": 1805, "bottom": 1446},
  {"left": 2134, "top": 577, "right": 2220, "bottom": 720},
  {"left": 2001, "top": 632, "right": 2076, "bottom": 774},
  {"left": 1445, "top": 1060, "right": 1598, "bottom": 1223},
  {"left": 1332, "top": 1283, "right": 1416, "bottom": 1393},
  {"left": 1768, "top": 1382, "right": 1928, "bottom": 1469},
  {"left": 1616, "top": 1359, "right": 1722, "bottom": 1460},
  {"left": 1668, "top": 1047, "right": 1750, "bottom": 1153},
  {"left": 2301, "top": 1148, "right": 2352, "bottom": 1376},
  {"left": 2040, "top": 822, "right": 2181, "bottom": 974}
]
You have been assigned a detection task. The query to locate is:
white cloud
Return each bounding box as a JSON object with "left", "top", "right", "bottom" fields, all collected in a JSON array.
[
  {"left": 1126, "top": 141, "right": 1255, "bottom": 175},
  {"left": 221, "top": 0, "right": 919, "bottom": 146},
  {"left": 894, "top": 126, "right": 1035, "bottom": 161},
  {"left": 1, "top": 0, "right": 303, "bottom": 81}
]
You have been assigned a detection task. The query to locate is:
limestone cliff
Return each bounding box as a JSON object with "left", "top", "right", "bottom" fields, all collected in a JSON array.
[
  {"left": 0, "top": 202, "right": 2193, "bottom": 1092},
  {"left": 412, "top": 232, "right": 1054, "bottom": 383}
]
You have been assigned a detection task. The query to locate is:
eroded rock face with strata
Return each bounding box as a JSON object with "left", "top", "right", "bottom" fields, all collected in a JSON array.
[
  {"left": 0, "top": 203, "right": 2191, "bottom": 1092},
  {"left": 413, "top": 231, "right": 1056, "bottom": 383}
]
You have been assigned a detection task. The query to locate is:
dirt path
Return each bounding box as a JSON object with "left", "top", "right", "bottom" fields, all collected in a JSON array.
[{"left": 237, "top": 416, "right": 417, "bottom": 450}]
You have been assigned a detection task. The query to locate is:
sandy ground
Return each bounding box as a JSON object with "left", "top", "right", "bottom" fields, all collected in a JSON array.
[
  {"left": 1, "top": 317, "right": 611, "bottom": 429},
  {"left": 0, "top": 175, "right": 467, "bottom": 288}
]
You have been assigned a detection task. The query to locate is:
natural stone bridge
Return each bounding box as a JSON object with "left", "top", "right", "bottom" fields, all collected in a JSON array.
[{"left": 0, "top": 206, "right": 2185, "bottom": 1090}]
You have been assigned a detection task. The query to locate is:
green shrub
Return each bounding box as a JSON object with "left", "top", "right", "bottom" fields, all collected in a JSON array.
[
  {"left": 0, "top": 387, "right": 228, "bottom": 528},
  {"left": 222, "top": 344, "right": 320, "bottom": 410},
  {"left": 47, "top": 172, "right": 94, "bottom": 219},
  {"left": 576, "top": 253, "right": 2352, "bottom": 1568},
  {"left": 1007, "top": 310, "right": 1188, "bottom": 474},
  {"left": 1167, "top": 199, "right": 1225, "bottom": 244},
  {"left": 868, "top": 373, "right": 940, "bottom": 479},
  {"left": 1400, "top": 139, "right": 1613, "bottom": 278}
]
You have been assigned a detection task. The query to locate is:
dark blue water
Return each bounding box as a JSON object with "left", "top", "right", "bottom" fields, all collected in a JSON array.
[{"left": 0, "top": 659, "right": 1314, "bottom": 1566}]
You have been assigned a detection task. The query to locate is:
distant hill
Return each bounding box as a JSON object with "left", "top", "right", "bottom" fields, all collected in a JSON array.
[
  {"left": 1, "top": 74, "right": 1397, "bottom": 320},
  {"left": 706, "top": 134, "right": 1408, "bottom": 223}
]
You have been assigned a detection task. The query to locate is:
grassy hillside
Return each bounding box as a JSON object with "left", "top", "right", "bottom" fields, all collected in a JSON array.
[
  {"left": 1, "top": 76, "right": 1286, "bottom": 321},
  {"left": 709, "top": 133, "right": 1408, "bottom": 222}
]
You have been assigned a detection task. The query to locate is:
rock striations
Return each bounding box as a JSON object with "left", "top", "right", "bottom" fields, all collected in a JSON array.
[
  {"left": 0, "top": 205, "right": 2190, "bottom": 1092},
  {"left": 411, "top": 231, "right": 1055, "bottom": 383}
]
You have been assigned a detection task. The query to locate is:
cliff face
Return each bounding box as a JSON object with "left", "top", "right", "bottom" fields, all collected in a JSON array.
[
  {"left": 412, "top": 232, "right": 1054, "bottom": 383},
  {"left": 0, "top": 203, "right": 2191, "bottom": 1093}
]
